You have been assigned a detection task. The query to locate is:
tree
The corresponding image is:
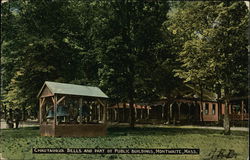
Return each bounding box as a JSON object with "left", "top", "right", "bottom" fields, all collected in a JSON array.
[
  {"left": 204, "top": 2, "right": 248, "bottom": 134},
  {"left": 85, "top": 0, "right": 171, "bottom": 127},
  {"left": 1, "top": 0, "right": 90, "bottom": 121},
  {"left": 167, "top": 1, "right": 248, "bottom": 134}
]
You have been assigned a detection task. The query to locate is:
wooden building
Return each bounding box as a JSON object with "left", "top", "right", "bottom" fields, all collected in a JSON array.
[
  {"left": 37, "top": 81, "right": 108, "bottom": 137},
  {"left": 156, "top": 97, "right": 248, "bottom": 125},
  {"left": 107, "top": 97, "right": 248, "bottom": 126},
  {"left": 107, "top": 103, "right": 151, "bottom": 123}
]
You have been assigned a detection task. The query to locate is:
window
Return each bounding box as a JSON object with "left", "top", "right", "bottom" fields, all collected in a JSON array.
[
  {"left": 204, "top": 103, "right": 209, "bottom": 115},
  {"left": 212, "top": 104, "right": 216, "bottom": 115}
]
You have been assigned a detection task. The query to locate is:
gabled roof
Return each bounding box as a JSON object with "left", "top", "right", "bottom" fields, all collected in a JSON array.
[{"left": 37, "top": 81, "right": 108, "bottom": 98}]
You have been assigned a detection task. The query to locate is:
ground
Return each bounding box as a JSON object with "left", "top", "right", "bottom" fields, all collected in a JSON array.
[{"left": 0, "top": 125, "right": 248, "bottom": 160}]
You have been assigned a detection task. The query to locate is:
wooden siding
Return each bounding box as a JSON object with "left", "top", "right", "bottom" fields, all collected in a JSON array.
[
  {"left": 40, "top": 123, "right": 55, "bottom": 136},
  {"left": 40, "top": 86, "right": 54, "bottom": 98},
  {"left": 54, "top": 124, "right": 107, "bottom": 137},
  {"left": 202, "top": 103, "right": 219, "bottom": 122}
]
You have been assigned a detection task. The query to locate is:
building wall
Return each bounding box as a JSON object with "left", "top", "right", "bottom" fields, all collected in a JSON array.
[{"left": 202, "top": 102, "right": 219, "bottom": 122}]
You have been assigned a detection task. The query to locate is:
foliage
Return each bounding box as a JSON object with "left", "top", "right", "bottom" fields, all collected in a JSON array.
[
  {"left": 2, "top": 0, "right": 175, "bottom": 128},
  {"left": 1, "top": 0, "right": 248, "bottom": 130},
  {"left": 167, "top": 1, "right": 249, "bottom": 133},
  {"left": 167, "top": 1, "right": 248, "bottom": 95}
]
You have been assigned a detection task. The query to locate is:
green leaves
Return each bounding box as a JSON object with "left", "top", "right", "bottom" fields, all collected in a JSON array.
[{"left": 168, "top": 1, "right": 248, "bottom": 97}]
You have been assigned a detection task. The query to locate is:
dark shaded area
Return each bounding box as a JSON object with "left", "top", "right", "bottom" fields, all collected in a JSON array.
[{"left": 1, "top": 127, "right": 40, "bottom": 138}]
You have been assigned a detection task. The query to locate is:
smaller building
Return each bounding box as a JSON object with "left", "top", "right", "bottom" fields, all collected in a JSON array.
[
  {"left": 37, "top": 81, "right": 108, "bottom": 137},
  {"left": 107, "top": 103, "right": 151, "bottom": 123}
]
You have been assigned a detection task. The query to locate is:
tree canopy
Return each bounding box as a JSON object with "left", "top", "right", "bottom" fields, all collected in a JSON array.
[
  {"left": 1, "top": 0, "right": 248, "bottom": 130},
  {"left": 167, "top": 1, "right": 249, "bottom": 134}
]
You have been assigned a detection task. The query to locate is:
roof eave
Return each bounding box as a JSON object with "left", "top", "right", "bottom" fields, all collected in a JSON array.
[
  {"left": 37, "top": 81, "right": 55, "bottom": 98},
  {"left": 37, "top": 82, "right": 46, "bottom": 98}
]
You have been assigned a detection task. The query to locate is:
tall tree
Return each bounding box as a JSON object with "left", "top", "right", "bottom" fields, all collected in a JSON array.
[
  {"left": 167, "top": 1, "right": 248, "bottom": 134},
  {"left": 1, "top": 0, "right": 89, "bottom": 116},
  {"left": 87, "top": 0, "right": 170, "bottom": 127}
]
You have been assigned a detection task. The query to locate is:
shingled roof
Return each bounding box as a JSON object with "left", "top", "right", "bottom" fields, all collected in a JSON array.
[{"left": 37, "top": 81, "right": 108, "bottom": 98}]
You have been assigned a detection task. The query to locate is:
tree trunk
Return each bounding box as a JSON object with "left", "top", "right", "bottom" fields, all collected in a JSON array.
[
  {"left": 15, "top": 120, "right": 20, "bottom": 129},
  {"left": 7, "top": 109, "right": 14, "bottom": 128},
  {"left": 223, "top": 88, "right": 231, "bottom": 135},
  {"left": 129, "top": 100, "right": 135, "bottom": 128},
  {"left": 216, "top": 87, "right": 222, "bottom": 124},
  {"left": 3, "top": 105, "right": 7, "bottom": 120},
  {"left": 199, "top": 83, "right": 204, "bottom": 124}
]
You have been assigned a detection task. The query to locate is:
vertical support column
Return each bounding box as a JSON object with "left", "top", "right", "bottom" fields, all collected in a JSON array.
[
  {"left": 117, "top": 103, "right": 120, "bottom": 122},
  {"left": 146, "top": 107, "right": 150, "bottom": 119},
  {"left": 123, "top": 103, "right": 126, "bottom": 122},
  {"left": 79, "top": 98, "right": 83, "bottom": 124},
  {"left": 217, "top": 101, "right": 220, "bottom": 121},
  {"left": 114, "top": 109, "right": 117, "bottom": 121},
  {"left": 140, "top": 106, "right": 143, "bottom": 119},
  {"left": 135, "top": 105, "right": 137, "bottom": 120},
  {"left": 241, "top": 100, "right": 244, "bottom": 121},
  {"left": 107, "top": 108, "right": 109, "bottom": 121},
  {"left": 177, "top": 102, "right": 181, "bottom": 122},
  {"left": 39, "top": 97, "right": 46, "bottom": 125},
  {"left": 162, "top": 105, "right": 164, "bottom": 119},
  {"left": 39, "top": 98, "right": 42, "bottom": 125},
  {"left": 102, "top": 101, "right": 107, "bottom": 123},
  {"left": 187, "top": 103, "right": 191, "bottom": 122},
  {"left": 98, "top": 104, "right": 101, "bottom": 121},
  {"left": 54, "top": 95, "right": 57, "bottom": 128},
  {"left": 170, "top": 103, "right": 173, "bottom": 122},
  {"left": 95, "top": 103, "right": 97, "bottom": 121}
]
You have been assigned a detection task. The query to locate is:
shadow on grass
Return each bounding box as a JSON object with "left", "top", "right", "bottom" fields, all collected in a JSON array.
[{"left": 1, "top": 127, "right": 40, "bottom": 138}]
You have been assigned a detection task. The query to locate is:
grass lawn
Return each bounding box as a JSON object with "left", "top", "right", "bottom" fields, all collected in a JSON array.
[{"left": 0, "top": 126, "right": 248, "bottom": 160}]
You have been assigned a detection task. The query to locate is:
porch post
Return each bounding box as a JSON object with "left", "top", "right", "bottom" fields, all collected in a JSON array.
[
  {"left": 177, "top": 102, "right": 181, "bottom": 122},
  {"left": 147, "top": 107, "right": 148, "bottom": 119},
  {"left": 54, "top": 95, "right": 57, "bottom": 128},
  {"left": 170, "top": 103, "right": 173, "bottom": 122},
  {"left": 103, "top": 101, "right": 107, "bottom": 123},
  {"left": 117, "top": 103, "right": 120, "bottom": 122},
  {"left": 39, "top": 97, "right": 45, "bottom": 125},
  {"left": 107, "top": 108, "right": 109, "bottom": 121},
  {"left": 98, "top": 104, "right": 101, "bottom": 121},
  {"left": 162, "top": 104, "right": 164, "bottom": 119},
  {"left": 39, "top": 98, "right": 42, "bottom": 125},
  {"left": 187, "top": 103, "right": 191, "bottom": 122},
  {"left": 241, "top": 100, "right": 244, "bottom": 121},
  {"left": 135, "top": 105, "right": 137, "bottom": 120},
  {"left": 79, "top": 98, "right": 83, "bottom": 124},
  {"left": 140, "top": 106, "right": 143, "bottom": 119}
]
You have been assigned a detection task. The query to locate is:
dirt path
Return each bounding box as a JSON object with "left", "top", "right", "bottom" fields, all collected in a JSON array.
[
  {"left": 109, "top": 122, "right": 249, "bottom": 132},
  {"left": 167, "top": 125, "right": 249, "bottom": 132},
  {"left": 1, "top": 120, "right": 248, "bottom": 132},
  {"left": 0, "top": 119, "right": 39, "bottom": 129},
  {"left": 0, "top": 153, "right": 7, "bottom": 160}
]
